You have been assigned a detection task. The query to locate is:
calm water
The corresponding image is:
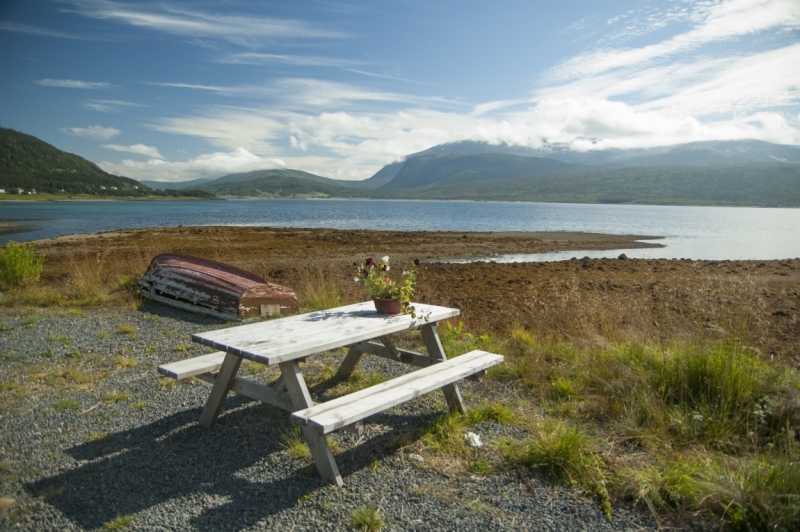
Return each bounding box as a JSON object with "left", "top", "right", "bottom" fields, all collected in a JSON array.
[{"left": 1, "top": 199, "right": 799, "bottom": 261}]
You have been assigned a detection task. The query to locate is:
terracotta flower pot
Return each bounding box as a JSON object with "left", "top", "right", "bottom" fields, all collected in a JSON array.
[{"left": 372, "top": 298, "right": 402, "bottom": 315}]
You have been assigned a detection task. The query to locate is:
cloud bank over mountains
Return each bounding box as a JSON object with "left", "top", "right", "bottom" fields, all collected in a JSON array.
[
  {"left": 4, "top": 0, "right": 799, "bottom": 182},
  {"left": 98, "top": 147, "right": 285, "bottom": 182}
]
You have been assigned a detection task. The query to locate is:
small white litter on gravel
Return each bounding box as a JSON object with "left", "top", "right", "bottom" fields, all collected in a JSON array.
[{"left": 464, "top": 432, "right": 483, "bottom": 448}]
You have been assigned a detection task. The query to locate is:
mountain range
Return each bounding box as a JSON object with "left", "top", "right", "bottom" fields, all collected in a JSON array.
[
  {"left": 143, "top": 138, "right": 800, "bottom": 206},
  {"left": 2, "top": 127, "right": 798, "bottom": 206}
]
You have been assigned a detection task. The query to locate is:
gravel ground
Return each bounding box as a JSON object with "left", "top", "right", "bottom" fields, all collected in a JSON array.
[{"left": 0, "top": 303, "right": 659, "bottom": 531}]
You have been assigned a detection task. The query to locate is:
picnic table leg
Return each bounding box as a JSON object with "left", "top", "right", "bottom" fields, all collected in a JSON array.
[
  {"left": 280, "top": 360, "right": 344, "bottom": 487},
  {"left": 199, "top": 352, "right": 243, "bottom": 428},
  {"left": 420, "top": 323, "right": 466, "bottom": 415},
  {"left": 335, "top": 347, "right": 363, "bottom": 378}
]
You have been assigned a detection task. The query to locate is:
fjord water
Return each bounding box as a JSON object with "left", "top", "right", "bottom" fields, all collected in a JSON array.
[{"left": 1, "top": 199, "right": 799, "bottom": 261}]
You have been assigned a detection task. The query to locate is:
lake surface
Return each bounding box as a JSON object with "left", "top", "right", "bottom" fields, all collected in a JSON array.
[{"left": 1, "top": 199, "right": 799, "bottom": 261}]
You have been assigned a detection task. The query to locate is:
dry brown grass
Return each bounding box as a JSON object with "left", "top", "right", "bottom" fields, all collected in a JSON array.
[{"left": 420, "top": 259, "right": 798, "bottom": 364}]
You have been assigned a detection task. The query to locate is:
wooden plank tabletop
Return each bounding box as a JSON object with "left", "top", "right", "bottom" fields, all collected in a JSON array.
[{"left": 191, "top": 302, "right": 460, "bottom": 366}]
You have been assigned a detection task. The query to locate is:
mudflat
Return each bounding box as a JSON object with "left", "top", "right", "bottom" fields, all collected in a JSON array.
[{"left": 33, "top": 225, "right": 800, "bottom": 367}]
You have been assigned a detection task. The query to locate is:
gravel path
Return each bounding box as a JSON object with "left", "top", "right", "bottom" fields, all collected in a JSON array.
[{"left": 0, "top": 304, "right": 658, "bottom": 531}]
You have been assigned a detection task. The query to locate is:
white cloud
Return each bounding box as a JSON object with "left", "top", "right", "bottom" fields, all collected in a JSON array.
[
  {"left": 558, "top": 15, "right": 597, "bottom": 35},
  {"left": 148, "top": 78, "right": 460, "bottom": 110},
  {"left": 142, "top": 92, "right": 800, "bottom": 182},
  {"left": 60, "top": 125, "right": 121, "bottom": 140},
  {"left": 83, "top": 99, "right": 144, "bottom": 112},
  {"left": 64, "top": 0, "right": 348, "bottom": 47},
  {"left": 149, "top": 107, "right": 285, "bottom": 152},
  {"left": 37, "top": 79, "right": 112, "bottom": 89},
  {"left": 98, "top": 147, "right": 285, "bottom": 182},
  {"left": 639, "top": 43, "right": 800, "bottom": 116},
  {"left": 0, "top": 21, "right": 90, "bottom": 39},
  {"left": 145, "top": 82, "right": 246, "bottom": 95},
  {"left": 271, "top": 78, "right": 459, "bottom": 108},
  {"left": 222, "top": 53, "right": 360, "bottom": 67},
  {"left": 548, "top": 0, "right": 800, "bottom": 81},
  {"left": 103, "top": 143, "right": 164, "bottom": 159},
  {"left": 346, "top": 70, "right": 430, "bottom": 85},
  {"left": 536, "top": 42, "right": 800, "bottom": 118}
]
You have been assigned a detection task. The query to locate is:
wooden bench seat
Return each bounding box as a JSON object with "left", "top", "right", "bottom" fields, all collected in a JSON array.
[
  {"left": 158, "top": 351, "right": 227, "bottom": 380},
  {"left": 291, "top": 350, "right": 503, "bottom": 435},
  {"left": 158, "top": 351, "right": 294, "bottom": 411}
]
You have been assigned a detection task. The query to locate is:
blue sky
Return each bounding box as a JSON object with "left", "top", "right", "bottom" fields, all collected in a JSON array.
[{"left": 1, "top": 0, "right": 798, "bottom": 182}]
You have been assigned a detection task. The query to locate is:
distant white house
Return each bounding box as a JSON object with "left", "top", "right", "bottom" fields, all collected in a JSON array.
[
  {"left": 110, "top": 186, "right": 117, "bottom": 190},
  {"left": 0, "top": 188, "right": 5, "bottom": 193},
  {"left": 100, "top": 185, "right": 106, "bottom": 190}
]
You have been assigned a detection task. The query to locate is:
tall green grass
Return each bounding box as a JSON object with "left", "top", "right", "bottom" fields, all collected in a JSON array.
[
  {"left": 500, "top": 332, "right": 798, "bottom": 452},
  {"left": 492, "top": 327, "right": 800, "bottom": 528},
  {"left": 0, "top": 241, "right": 43, "bottom": 288},
  {"left": 702, "top": 455, "right": 800, "bottom": 531}
]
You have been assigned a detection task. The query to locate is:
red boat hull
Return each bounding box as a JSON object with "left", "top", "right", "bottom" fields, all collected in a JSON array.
[{"left": 138, "top": 253, "right": 298, "bottom": 320}]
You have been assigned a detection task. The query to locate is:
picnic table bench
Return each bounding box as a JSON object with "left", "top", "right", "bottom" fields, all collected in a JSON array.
[{"left": 158, "top": 302, "right": 503, "bottom": 486}]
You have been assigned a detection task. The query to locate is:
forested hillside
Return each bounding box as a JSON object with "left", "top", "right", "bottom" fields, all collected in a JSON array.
[{"left": 0, "top": 128, "right": 210, "bottom": 198}]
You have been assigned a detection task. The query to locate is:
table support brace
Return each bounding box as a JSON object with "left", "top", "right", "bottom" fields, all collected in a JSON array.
[
  {"left": 199, "top": 352, "right": 242, "bottom": 428},
  {"left": 335, "top": 347, "right": 363, "bottom": 378}
]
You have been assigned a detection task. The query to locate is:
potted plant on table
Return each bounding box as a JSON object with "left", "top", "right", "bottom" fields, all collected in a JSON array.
[{"left": 354, "top": 256, "right": 421, "bottom": 316}]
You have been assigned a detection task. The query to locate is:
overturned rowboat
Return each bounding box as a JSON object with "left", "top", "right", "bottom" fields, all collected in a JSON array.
[{"left": 138, "top": 253, "right": 298, "bottom": 321}]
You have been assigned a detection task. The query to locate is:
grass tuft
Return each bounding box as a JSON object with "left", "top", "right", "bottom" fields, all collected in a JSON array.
[
  {"left": 466, "top": 401, "right": 515, "bottom": 425},
  {"left": 469, "top": 459, "right": 493, "bottom": 475},
  {"left": 334, "top": 370, "right": 388, "bottom": 395},
  {"left": 701, "top": 455, "right": 800, "bottom": 532},
  {"left": 113, "top": 357, "right": 136, "bottom": 368},
  {"left": 519, "top": 422, "right": 592, "bottom": 482},
  {"left": 103, "top": 391, "right": 128, "bottom": 403},
  {"left": 52, "top": 399, "right": 79, "bottom": 411},
  {"left": 280, "top": 428, "right": 311, "bottom": 460},
  {"left": 65, "top": 248, "right": 109, "bottom": 306},
  {"left": 421, "top": 413, "right": 470, "bottom": 455},
  {"left": 0, "top": 497, "right": 15, "bottom": 515},
  {"left": 116, "top": 322, "right": 136, "bottom": 335},
  {"left": 0, "top": 241, "right": 43, "bottom": 288},
  {"left": 295, "top": 265, "right": 347, "bottom": 312},
  {"left": 102, "top": 515, "right": 133, "bottom": 531},
  {"left": 438, "top": 320, "right": 504, "bottom": 358},
  {"left": 349, "top": 505, "right": 383, "bottom": 531}
]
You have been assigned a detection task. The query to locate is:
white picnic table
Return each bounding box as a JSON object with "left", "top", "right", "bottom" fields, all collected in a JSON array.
[{"left": 159, "top": 301, "right": 503, "bottom": 486}]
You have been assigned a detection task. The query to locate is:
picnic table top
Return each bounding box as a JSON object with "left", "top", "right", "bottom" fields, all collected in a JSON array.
[{"left": 191, "top": 301, "right": 460, "bottom": 366}]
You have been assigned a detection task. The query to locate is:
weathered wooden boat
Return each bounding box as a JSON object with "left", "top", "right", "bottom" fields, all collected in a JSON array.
[{"left": 138, "top": 253, "right": 298, "bottom": 321}]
